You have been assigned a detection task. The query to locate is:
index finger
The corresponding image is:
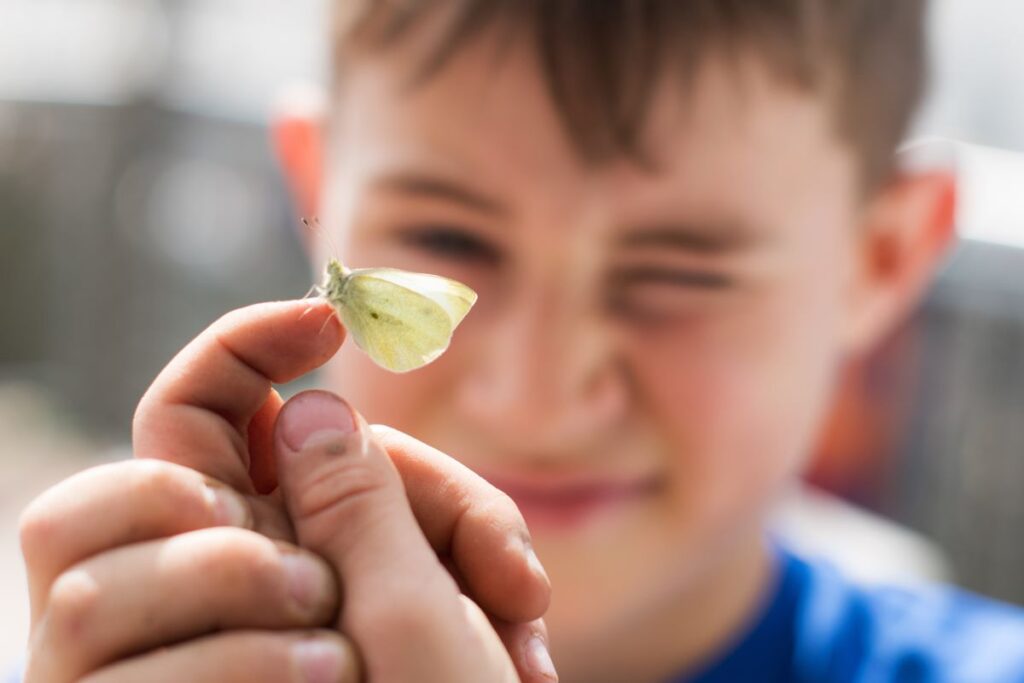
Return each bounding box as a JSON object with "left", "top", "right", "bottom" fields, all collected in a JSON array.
[{"left": 133, "top": 299, "right": 344, "bottom": 493}]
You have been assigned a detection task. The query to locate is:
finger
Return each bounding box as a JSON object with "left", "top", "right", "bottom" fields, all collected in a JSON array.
[
  {"left": 133, "top": 299, "right": 344, "bottom": 493},
  {"left": 372, "top": 424, "right": 552, "bottom": 623},
  {"left": 34, "top": 528, "right": 338, "bottom": 682},
  {"left": 80, "top": 630, "right": 359, "bottom": 683},
  {"left": 441, "top": 559, "right": 556, "bottom": 682},
  {"left": 19, "top": 459, "right": 252, "bottom": 625},
  {"left": 458, "top": 596, "right": 523, "bottom": 683},
  {"left": 249, "top": 388, "right": 286, "bottom": 493},
  {"left": 275, "top": 390, "right": 504, "bottom": 681},
  {"left": 493, "top": 618, "right": 558, "bottom": 683}
]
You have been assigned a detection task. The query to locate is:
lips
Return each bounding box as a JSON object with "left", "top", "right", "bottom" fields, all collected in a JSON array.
[{"left": 482, "top": 470, "right": 660, "bottom": 531}]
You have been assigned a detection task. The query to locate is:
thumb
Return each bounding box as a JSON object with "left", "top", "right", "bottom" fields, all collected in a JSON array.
[{"left": 273, "top": 390, "right": 497, "bottom": 681}]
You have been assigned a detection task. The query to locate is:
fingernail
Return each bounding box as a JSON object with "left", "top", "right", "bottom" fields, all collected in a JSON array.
[
  {"left": 292, "top": 639, "right": 346, "bottom": 683},
  {"left": 282, "top": 553, "right": 329, "bottom": 615},
  {"left": 527, "top": 635, "right": 558, "bottom": 681},
  {"left": 204, "top": 482, "right": 251, "bottom": 527},
  {"left": 281, "top": 391, "right": 357, "bottom": 453}
]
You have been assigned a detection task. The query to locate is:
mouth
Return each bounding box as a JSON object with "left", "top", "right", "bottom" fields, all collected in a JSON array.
[{"left": 481, "top": 470, "right": 661, "bottom": 532}]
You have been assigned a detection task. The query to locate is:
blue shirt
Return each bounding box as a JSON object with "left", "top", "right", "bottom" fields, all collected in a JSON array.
[{"left": 674, "top": 546, "right": 1024, "bottom": 683}]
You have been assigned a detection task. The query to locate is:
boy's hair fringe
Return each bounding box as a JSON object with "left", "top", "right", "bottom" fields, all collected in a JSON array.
[{"left": 333, "top": 0, "right": 928, "bottom": 191}]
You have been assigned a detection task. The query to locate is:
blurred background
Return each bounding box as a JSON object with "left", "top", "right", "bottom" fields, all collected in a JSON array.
[{"left": 2, "top": 0, "right": 1024, "bottom": 667}]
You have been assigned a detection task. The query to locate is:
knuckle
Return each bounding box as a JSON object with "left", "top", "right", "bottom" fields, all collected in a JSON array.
[
  {"left": 191, "top": 528, "right": 282, "bottom": 594},
  {"left": 122, "top": 460, "right": 213, "bottom": 520},
  {"left": 17, "top": 462, "right": 125, "bottom": 563},
  {"left": 122, "top": 459, "right": 184, "bottom": 499},
  {"left": 122, "top": 462, "right": 203, "bottom": 523},
  {"left": 210, "top": 308, "right": 254, "bottom": 349},
  {"left": 354, "top": 596, "right": 433, "bottom": 642},
  {"left": 46, "top": 569, "right": 101, "bottom": 645},
  {"left": 18, "top": 498, "right": 57, "bottom": 565},
  {"left": 292, "top": 458, "right": 392, "bottom": 527},
  {"left": 349, "top": 575, "right": 455, "bottom": 643},
  {"left": 214, "top": 306, "right": 247, "bottom": 330}
]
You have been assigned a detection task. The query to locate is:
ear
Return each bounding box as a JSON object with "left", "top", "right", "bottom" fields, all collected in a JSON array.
[
  {"left": 843, "top": 167, "right": 957, "bottom": 354},
  {"left": 271, "top": 86, "right": 327, "bottom": 225}
]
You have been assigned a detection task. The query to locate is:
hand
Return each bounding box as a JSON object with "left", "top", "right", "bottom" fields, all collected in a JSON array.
[
  {"left": 19, "top": 459, "right": 355, "bottom": 683},
  {"left": 131, "top": 299, "right": 556, "bottom": 681},
  {"left": 273, "top": 389, "right": 558, "bottom": 681}
]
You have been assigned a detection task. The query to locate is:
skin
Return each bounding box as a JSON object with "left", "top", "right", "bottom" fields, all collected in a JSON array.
[{"left": 20, "top": 14, "right": 955, "bottom": 683}]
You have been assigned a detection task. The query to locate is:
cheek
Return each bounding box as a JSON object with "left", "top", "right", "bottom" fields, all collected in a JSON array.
[{"left": 633, "top": 262, "right": 848, "bottom": 522}]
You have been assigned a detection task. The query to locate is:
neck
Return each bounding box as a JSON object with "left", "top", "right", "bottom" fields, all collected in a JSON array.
[{"left": 555, "top": 531, "right": 773, "bottom": 683}]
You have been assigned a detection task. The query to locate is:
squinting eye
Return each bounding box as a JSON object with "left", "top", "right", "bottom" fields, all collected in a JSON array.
[
  {"left": 397, "top": 226, "right": 501, "bottom": 265},
  {"left": 608, "top": 267, "right": 733, "bottom": 290},
  {"left": 605, "top": 267, "right": 733, "bottom": 323}
]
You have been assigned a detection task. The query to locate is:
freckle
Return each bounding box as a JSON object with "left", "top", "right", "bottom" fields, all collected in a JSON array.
[{"left": 370, "top": 312, "right": 380, "bottom": 320}]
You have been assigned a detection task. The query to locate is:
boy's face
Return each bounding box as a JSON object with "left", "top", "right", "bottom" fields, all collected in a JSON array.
[{"left": 317, "top": 29, "right": 865, "bottom": 646}]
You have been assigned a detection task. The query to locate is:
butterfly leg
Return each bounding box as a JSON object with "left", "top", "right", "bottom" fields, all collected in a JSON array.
[
  {"left": 296, "top": 284, "right": 323, "bottom": 322},
  {"left": 318, "top": 309, "right": 338, "bottom": 335}
]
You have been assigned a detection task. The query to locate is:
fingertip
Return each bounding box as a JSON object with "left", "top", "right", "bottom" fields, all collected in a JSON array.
[
  {"left": 508, "top": 540, "right": 553, "bottom": 622},
  {"left": 275, "top": 390, "right": 358, "bottom": 455},
  {"left": 524, "top": 540, "right": 553, "bottom": 612},
  {"left": 290, "top": 631, "right": 361, "bottom": 683},
  {"left": 451, "top": 507, "right": 551, "bottom": 623},
  {"left": 291, "top": 299, "right": 346, "bottom": 360},
  {"left": 525, "top": 632, "right": 558, "bottom": 682},
  {"left": 495, "top": 618, "right": 558, "bottom": 683}
]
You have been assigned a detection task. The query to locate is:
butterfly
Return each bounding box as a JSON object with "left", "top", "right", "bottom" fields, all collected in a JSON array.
[{"left": 315, "top": 256, "right": 478, "bottom": 373}]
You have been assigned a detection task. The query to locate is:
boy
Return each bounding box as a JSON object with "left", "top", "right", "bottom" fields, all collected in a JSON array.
[{"left": 17, "top": 1, "right": 1024, "bottom": 681}]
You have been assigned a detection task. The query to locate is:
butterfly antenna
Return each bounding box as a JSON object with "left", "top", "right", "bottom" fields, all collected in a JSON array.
[{"left": 301, "top": 217, "right": 344, "bottom": 268}]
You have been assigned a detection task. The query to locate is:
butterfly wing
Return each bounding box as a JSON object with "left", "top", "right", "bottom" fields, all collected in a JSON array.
[
  {"left": 365, "top": 269, "right": 478, "bottom": 326},
  {"left": 335, "top": 272, "right": 455, "bottom": 373}
]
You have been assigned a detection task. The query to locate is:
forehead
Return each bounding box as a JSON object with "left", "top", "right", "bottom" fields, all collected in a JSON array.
[{"left": 329, "top": 27, "right": 856, "bottom": 223}]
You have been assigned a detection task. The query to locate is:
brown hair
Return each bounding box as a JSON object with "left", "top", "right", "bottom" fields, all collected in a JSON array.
[{"left": 332, "top": 0, "right": 929, "bottom": 191}]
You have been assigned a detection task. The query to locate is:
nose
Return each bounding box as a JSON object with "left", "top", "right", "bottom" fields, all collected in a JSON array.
[{"left": 456, "top": 279, "right": 628, "bottom": 455}]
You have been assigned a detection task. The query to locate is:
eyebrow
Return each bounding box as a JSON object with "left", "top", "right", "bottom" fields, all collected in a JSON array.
[
  {"left": 371, "top": 172, "right": 507, "bottom": 216},
  {"left": 617, "top": 224, "right": 757, "bottom": 254}
]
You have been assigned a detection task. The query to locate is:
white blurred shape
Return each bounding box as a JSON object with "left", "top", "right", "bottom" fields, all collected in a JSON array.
[
  {"left": 0, "top": 0, "right": 167, "bottom": 105},
  {"left": 159, "top": 0, "right": 330, "bottom": 122},
  {"left": 138, "top": 157, "right": 273, "bottom": 283},
  {"left": 915, "top": 0, "right": 1024, "bottom": 152},
  {"left": 771, "top": 484, "right": 952, "bottom": 586},
  {"left": 956, "top": 144, "right": 1024, "bottom": 251}
]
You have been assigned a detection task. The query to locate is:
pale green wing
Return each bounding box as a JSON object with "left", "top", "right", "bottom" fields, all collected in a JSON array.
[
  {"left": 336, "top": 273, "right": 455, "bottom": 373},
  {"left": 359, "top": 268, "right": 477, "bottom": 326}
]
